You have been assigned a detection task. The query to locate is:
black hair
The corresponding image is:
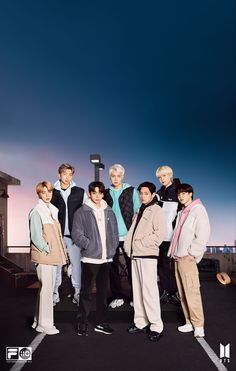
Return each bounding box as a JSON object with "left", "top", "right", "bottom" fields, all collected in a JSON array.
[
  {"left": 177, "top": 183, "right": 194, "bottom": 194},
  {"left": 137, "top": 181, "right": 156, "bottom": 194},
  {"left": 88, "top": 181, "right": 105, "bottom": 193}
]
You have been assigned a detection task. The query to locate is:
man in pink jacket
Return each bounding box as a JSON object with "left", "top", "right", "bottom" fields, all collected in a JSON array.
[{"left": 168, "top": 183, "right": 210, "bottom": 338}]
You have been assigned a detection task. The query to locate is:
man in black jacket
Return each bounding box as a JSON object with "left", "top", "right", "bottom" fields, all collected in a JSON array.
[
  {"left": 156, "top": 165, "right": 181, "bottom": 305},
  {"left": 51, "top": 163, "right": 87, "bottom": 306}
]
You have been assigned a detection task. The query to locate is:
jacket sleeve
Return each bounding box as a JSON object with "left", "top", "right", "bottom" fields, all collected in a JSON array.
[
  {"left": 188, "top": 208, "right": 211, "bottom": 260},
  {"left": 132, "top": 188, "right": 141, "bottom": 214},
  {"left": 29, "top": 211, "right": 49, "bottom": 253},
  {"left": 71, "top": 209, "right": 89, "bottom": 250}
]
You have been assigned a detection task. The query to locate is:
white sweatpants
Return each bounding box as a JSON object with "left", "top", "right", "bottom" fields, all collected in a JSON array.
[
  {"left": 132, "top": 258, "right": 163, "bottom": 333},
  {"left": 34, "top": 264, "right": 57, "bottom": 329}
]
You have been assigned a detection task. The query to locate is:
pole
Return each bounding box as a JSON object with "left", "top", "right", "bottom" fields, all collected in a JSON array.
[{"left": 94, "top": 165, "right": 100, "bottom": 181}]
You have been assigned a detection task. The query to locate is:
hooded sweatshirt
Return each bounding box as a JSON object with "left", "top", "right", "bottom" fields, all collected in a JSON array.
[{"left": 168, "top": 199, "right": 210, "bottom": 263}]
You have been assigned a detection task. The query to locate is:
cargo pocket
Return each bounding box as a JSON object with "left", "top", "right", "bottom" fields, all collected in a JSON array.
[{"left": 185, "top": 272, "right": 200, "bottom": 291}]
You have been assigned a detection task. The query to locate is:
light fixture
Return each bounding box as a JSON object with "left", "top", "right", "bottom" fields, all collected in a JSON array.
[
  {"left": 90, "top": 154, "right": 105, "bottom": 181},
  {"left": 90, "top": 154, "right": 101, "bottom": 164},
  {"left": 216, "top": 272, "right": 231, "bottom": 285},
  {"left": 0, "top": 189, "right": 9, "bottom": 198}
]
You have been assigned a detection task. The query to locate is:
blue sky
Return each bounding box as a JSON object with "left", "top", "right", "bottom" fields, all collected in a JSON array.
[{"left": 0, "top": 0, "right": 235, "bottom": 245}]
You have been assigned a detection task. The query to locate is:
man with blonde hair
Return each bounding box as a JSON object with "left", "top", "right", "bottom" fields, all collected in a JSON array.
[
  {"left": 104, "top": 164, "right": 141, "bottom": 308},
  {"left": 156, "top": 165, "right": 181, "bottom": 305}
]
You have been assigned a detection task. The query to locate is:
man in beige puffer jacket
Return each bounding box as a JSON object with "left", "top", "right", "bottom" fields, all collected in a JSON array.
[{"left": 124, "top": 181, "right": 166, "bottom": 342}]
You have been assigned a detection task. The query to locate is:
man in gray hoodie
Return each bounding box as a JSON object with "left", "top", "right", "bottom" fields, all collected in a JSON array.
[{"left": 72, "top": 181, "right": 119, "bottom": 336}]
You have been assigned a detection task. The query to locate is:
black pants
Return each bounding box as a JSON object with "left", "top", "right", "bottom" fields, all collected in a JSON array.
[
  {"left": 158, "top": 241, "right": 178, "bottom": 295},
  {"left": 109, "top": 241, "right": 132, "bottom": 300},
  {"left": 78, "top": 262, "right": 111, "bottom": 325}
]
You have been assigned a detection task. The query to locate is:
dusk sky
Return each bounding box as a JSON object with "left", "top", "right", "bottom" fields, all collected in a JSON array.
[{"left": 0, "top": 1, "right": 235, "bottom": 246}]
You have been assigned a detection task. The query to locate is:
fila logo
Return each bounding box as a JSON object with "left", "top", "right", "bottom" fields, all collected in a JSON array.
[{"left": 220, "top": 344, "right": 230, "bottom": 363}]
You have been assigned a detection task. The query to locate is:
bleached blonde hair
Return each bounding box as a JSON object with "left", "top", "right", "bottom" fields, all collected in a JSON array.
[
  {"left": 109, "top": 164, "right": 125, "bottom": 177},
  {"left": 156, "top": 165, "right": 173, "bottom": 180}
]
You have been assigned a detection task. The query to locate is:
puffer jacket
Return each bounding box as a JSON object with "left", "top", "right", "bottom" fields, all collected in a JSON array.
[
  {"left": 124, "top": 204, "right": 166, "bottom": 258},
  {"left": 29, "top": 201, "right": 67, "bottom": 265},
  {"left": 168, "top": 202, "right": 210, "bottom": 263}
]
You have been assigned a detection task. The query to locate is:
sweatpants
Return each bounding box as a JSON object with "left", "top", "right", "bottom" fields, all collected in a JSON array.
[
  {"left": 132, "top": 258, "right": 163, "bottom": 333},
  {"left": 34, "top": 264, "right": 57, "bottom": 329}
]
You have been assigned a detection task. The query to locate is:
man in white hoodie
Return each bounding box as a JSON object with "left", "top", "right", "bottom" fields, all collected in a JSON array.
[
  {"left": 72, "top": 181, "right": 119, "bottom": 336},
  {"left": 51, "top": 163, "right": 87, "bottom": 306},
  {"left": 168, "top": 183, "right": 210, "bottom": 338}
]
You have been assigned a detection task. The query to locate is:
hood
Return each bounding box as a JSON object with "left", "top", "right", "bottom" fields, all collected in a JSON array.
[
  {"left": 109, "top": 182, "right": 131, "bottom": 192},
  {"left": 85, "top": 198, "right": 108, "bottom": 211},
  {"left": 160, "top": 178, "right": 181, "bottom": 192},
  {"left": 54, "top": 180, "right": 77, "bottom": 191},
  {"left": 182, "top": 199, "right": 202, "bottom": 214}
]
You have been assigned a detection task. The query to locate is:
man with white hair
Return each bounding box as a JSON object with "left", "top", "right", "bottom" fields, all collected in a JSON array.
[
  {"left": 104, "top": 164, "right": 141, "bottom": 308},
  {"left": 156, "top": 165, "right": 181, "bottom": 305}
]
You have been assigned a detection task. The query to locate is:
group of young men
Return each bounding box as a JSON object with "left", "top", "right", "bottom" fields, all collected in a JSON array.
[{"left": 29, "top": 162, "right": 210, "bottom": 342}]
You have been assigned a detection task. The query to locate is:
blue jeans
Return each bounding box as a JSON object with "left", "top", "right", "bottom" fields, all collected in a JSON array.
[{"left": 54, "top": 237, "right": 81, "bottom": 292}]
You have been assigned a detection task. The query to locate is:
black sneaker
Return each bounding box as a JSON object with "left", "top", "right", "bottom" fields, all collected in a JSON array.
[
  {"left": 160, "top": 290, "right": 170, "bottom": 304},
  {"left": 169, "top": 292, "right": 181, "bottom": 306},
  {"left": 94, "top": 323, "right": 114, "bottom": 335},
  {"left": 127, "top": 324, "right": 148, "bottom": 335},
  {"left": 77, "top": 323, "right": 88, "bottom": 336},
  {"left": 148, "top": 331, "right": 163, "bottom": 342}
]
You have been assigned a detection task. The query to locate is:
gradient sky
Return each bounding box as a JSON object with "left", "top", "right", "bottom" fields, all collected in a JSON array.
[{"left": 0, "top": 1, "right": 235, "bottom": 246}]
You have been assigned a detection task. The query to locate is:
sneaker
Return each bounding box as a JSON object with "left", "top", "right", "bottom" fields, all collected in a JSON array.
[
  {"left": 127, "top": 324, "right": 147, "bottom": 335},
  {"left": 169, "top": 292, "right": 181, "bottom": 306},
  {"left": 109, "top": 298, "right": 124, "bottom": 309},
  {"left": 194, "top": 327, "right": 205, "bottom": 337},
  {"left": 32, "top": 321, "right": 37, "bottom": 329},
  {"left": 78, "top": 323, "right": 88, "bottom": 336},
  {"left": 130, "top": 301, "right": 134, "bottom": 307},
  {"left": 72, "top": 293, "right": 80, "bottom": 305},
  {"left": 148, "top": 331, "right": 163, "bottom": 342},
  {"left": 36, "top": 325, "right": 60, "bottom": 335},
  {"left": 178, "top": 324, "right": 194, "bottom": 333},
  {"left": 160, "top": 290, "right": 170, "bottom": 304},
  {"left": 94, "top": 323, "right": 114, "bottom": 335},
  {"left": 53, "top": 292, "right": 60, "bottom": 306}
]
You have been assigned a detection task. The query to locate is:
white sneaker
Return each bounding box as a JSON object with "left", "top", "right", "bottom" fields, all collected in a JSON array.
[
  {"left": 109, "top": 299, "right": 124, "bottom": 309},
  {"left": 32, "top": 321, "right": 37, "bottom": 329},
  {"left": 36, "top": 325, "right": 60, "bottom": 335},
  {"left": 130, "top": 301, "right": 133, "bottom": 307},
  {"left": 194, "top": 327, "right": 205, "bottom": 337},
  {"left": 53, "top": 292, "right": 60, "bottom": 306},
  {"left": 178, "top": 324, "right": 194, "bottom": 333},
  {"left": 72, "top": 293, "right": 80, "bottom": 305}
]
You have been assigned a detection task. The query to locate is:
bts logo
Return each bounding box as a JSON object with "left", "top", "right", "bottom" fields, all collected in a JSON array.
[
  {"left": 220, "top": 344, "right": 230, "bottom": 363},
  {"left": 6, "top": 347, "right": 32, "bottom": 361}
]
